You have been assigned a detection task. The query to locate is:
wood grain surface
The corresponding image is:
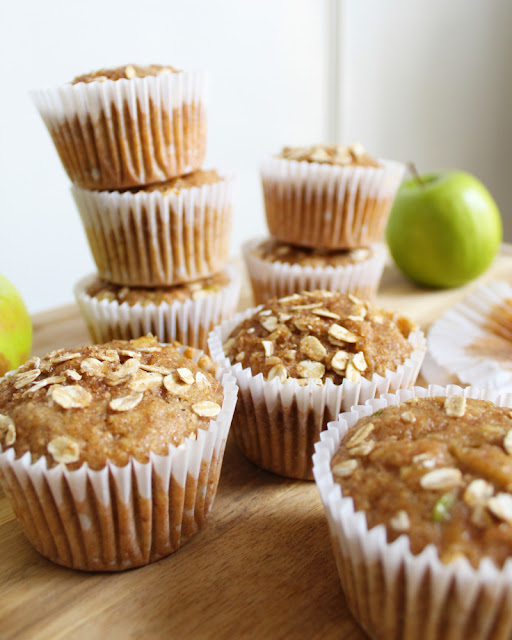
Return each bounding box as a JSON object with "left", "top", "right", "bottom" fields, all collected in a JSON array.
[{"left": 2, "top": 250, "right": 512, "bottom": 640}]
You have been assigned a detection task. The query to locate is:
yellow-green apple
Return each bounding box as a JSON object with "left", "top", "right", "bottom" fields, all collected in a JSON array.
[{"left": 0, "top": 274, "right": 32, "bottom": 375}]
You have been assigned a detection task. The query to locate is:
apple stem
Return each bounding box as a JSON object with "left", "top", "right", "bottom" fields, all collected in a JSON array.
[{"left": 408, "top": 162, "right": 425, "bottom": 186}]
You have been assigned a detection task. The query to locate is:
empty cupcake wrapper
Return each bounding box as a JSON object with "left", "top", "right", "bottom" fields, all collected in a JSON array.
[
  {"left": 32, "top": 71, "right": 208, "bottom": 190},
  {"left": 208, "top": 306, "right": 426, "bottom": 480},
  {"left": 72, "top": 174, "right": 234, "bottom": 286},
  {"left": 0, "top": 351, "right": 238, "bottom": 572},
  {"left": 74, "top": 264, "right": 241, "bottom": 351},
  {"left": 242, "top": 238, "right": 386, "bottom": 305},
  {"left": 313, "top": 384, "right": 512, "bottom": 640},
  {"left": 260, "top": 156, "right": 405, "bottom": 251}
]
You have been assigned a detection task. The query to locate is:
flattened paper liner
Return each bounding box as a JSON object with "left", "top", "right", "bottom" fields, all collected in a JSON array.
[
  {"left": 74, "top": 264, "right": 241, "bottom": 351},
  {"left": 428, "top": 281, "right": 512, "bottom": 392},
  {"left": 32, "top": 72, "right": 207, "bottom": 190},
  {"left": 208, "top": 306, "right": 426, "bottom": 480},
  {"left": 243, "top": 238, "right": 386, "bottom": 305},
  {"left": 313, "top": 385, "right": 512, "bottom": 640},
  {"left": 0, "top": 350, "right": 238, "bottom": 572},
  {"left": 260, "top": 156, "right": 405, "bottom": 251},
  {"left": 72, "top": 173, "right": 234, "bottom": 286}
]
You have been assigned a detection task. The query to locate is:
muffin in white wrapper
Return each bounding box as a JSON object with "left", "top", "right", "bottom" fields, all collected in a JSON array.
[
  {"left": 243, "top": 238, "right": 386, "bottom": 305},
  {"left": 32, "top": 69, "right": 207, "bottom": 190},
  {"left": 260, "top": 155, "right": 405, "bottom": 251},
  {"left": 428, "top": 280, "right": 512, "bottom": 393},
  {"left": 313, "top": 385, "right": 512, "bottom": 640},
  {"left": 72, "top": 172, "right": 234, "bottom": 287},
  {"left": 0, "top": 345, "right": 238, "bottom": 572},
  {"left": 74, "top": 264, "right": 241, "bottom": 350},
  {"left": 208, "top": 301, "right": 426, "bottom": 480}
]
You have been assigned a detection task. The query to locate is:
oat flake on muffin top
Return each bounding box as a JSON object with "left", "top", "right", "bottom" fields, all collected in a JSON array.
[
  {"left": 331, "top": 396, "right": 512, "bottom": 568},
  {"left": 223, "top": 291, "right": 415, "bottom": 385},
  {"left": 279, "top": 143, "right": 381, "bottom": 167},
  {"left": 0, "top": 336, "right": 222, "bottom": 471}
]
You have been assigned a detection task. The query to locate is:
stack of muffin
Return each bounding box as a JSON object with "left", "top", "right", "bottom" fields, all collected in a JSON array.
[
  {"left": 33, "top": 64, "right": 240, "bottom": 350},
  {"left": 243, "top": 143, "right": 405, "bottom": 303}
]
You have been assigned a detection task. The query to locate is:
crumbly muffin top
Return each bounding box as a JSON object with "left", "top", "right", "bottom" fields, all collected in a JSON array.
[
  {"left": 125, "top": 170, "right": 222, "bottom": 195},
  {"left": 0, "top": 336, "right": 222, "bottom": 471},
  {"left": 72, "top": 64, "right": 180, "bottom": 84},
  {"left": 86, "top": 270, "right": 230, "bottom": 306},
  {"left": 331, "top": 396, "right": 512, "bottom": 569},
  {"left": 252, "top": 238, "right": 374, "bottom": 268},
  {"left": 278, "top": 143, "right": 381, "bottom": 168},
  {"left": 223, "top": 291, "right": 415, "bottom": 385}
]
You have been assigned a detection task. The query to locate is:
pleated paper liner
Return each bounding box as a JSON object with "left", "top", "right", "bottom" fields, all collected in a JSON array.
[
  {"left": 32, "top": 71, "right": 207, "bottom": 190},
  {"left": 72, "top": 173, "right": 234, "bottom": 287},
  {"left": 74, "top": 264, "right": 241, "bottom": 351},
  {"left": 0, "top": 352, "right": 238, "bottom": 572},
  {"left": 313, "top": 385, "right": 512, "bottom": 640},
  {"left": 260, "top": 156, "right": 405, "bottom": 251},
  {"left": 243, "top": 238, "right": 386, "bottom": 305},
  {"left": 208, "top": 306, "right": 426, "bottom": 480},
  {"left": 428, "top": 280, "right": 512, "bottom": 393}
]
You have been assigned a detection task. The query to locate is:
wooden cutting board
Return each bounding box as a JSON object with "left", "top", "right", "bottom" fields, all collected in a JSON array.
[{"left": 3, "top": 248, "right": 512, "bottom": 640}]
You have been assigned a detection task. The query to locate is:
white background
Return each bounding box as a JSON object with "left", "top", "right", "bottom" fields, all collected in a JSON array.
[{"left": 1, "top": 0, "right": 511, "bottom": 313}]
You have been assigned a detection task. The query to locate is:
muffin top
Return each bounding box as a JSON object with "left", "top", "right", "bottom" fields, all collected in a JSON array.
[
  {"left": 251, "top": 238, "right": 374, "bottom": 268},
  {"left": 72, "top": 64, "right": 180, "bottom": 84},
  {"left": 86, "top": 270, "right": 230, "bottom": 306},
  {"left": 278, "top": 143, "right": 381, "bottom": 168},
  {"left": 0, "top": 336, "right": 222, "bottom": 471},
  {"left": 331, "top": 396, "right": 512, "bottom": 569},
  {"left": 125, "top": 169, "right": 222, "bottom": 195},
  {"left": 223, "top": 291, "right": 415, "bottom": 385}
]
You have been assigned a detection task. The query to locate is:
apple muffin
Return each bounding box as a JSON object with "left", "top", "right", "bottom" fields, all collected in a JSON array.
[
  {"left": 243, "top": 237, "right": 386, "bottom": 304},
  {"left": 0, "top": 336, "right": 238, "bottom": 571},
  {"left": 314, "top": 388, "right": 512, "bottom": 640},
  {"left": 72, "top": 169, "right": 234, "bottom": 287},
  {"left": 260, "top": 143, "right": 404, "bottom": 250},
  {"left": 208, "top": 290, "right": 426, "bottom": 479},
  {"left": 33, "top": 64, "right": 207, "bottom": 190},
  {"left": 74, "top": 265, "right": 241, "bottom": 350}
]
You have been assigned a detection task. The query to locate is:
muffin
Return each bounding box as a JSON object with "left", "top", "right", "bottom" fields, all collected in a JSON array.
[
  {"left": 243, "top": 237, "right": 386, "bottom": 304},
  {"left": 313, "top": 386, "right": 512, "bottom": 640},
  {"left": 208, "top": 290, "right": 426, "bottom": 479},
  {"left": 74, "top": 264, "right": 241, "bottom": 350},
  {"left": 32, "top": 64, "right": 207, "bottom": 190},
  {"left": 0, "top": 336, "right": 238, "bottom": 571},
  {"left": 260, "top": 143, "right": 405, "bottom": 250},
  {"left": 72, "top": 169, "right": 234, "bottom": 287}
]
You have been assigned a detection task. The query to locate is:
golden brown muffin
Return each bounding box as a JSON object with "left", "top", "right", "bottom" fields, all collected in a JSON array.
[
  {"left": 0, "top": 336, "right": 222, "bottom": 471},
  {"left": 279, "top": 143, "right": 381, "bottom": 167},
  {"left": 72, "top": 64, "right": 180, "bottom": 84},
  {"left": 223, "top": 291, "right": 415, "bottom": 386},
  {"left": 331, "top": 396, "right": 512, "bottom": 569}
]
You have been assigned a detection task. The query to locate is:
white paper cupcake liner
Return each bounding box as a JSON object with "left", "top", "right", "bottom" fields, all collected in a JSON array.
[
  {"left": 428, "top": 281, "right": 512, "bottom": 392},
  {"left": 0, "top": 350, "right": 238, "bottom": 572},
  {"left": 313, "top": 385, "right": 512, "bottom": 640},
  {"left": 32, "top": 71, "right": 207, "bottom": 190},
  {"left": 242, "top": 238, "right": 386, "bottom": 305},
  {"left": 72, "top": 174, "right": 234, "bottom": 286},
  {"left": 74, "top": 264, "right": 241, "bottom": 351},
  {"left": 260, "top": 156, "right": 405, "bottom": 251},
  {"left": 208, "top": 306, "right": 426, "bottom": 480}
]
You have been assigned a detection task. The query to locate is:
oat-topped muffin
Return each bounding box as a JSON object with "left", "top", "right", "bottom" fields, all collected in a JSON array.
[
  {"left": 75, "top": 266, "right": 240, "bottom": 349},
  {"left": 72, "top": 64, "right": 180, "bottom": 84},
  {"left": 33, "top": 64, "right": 207, "bottom": 189},
  {"left": 210, "top": 292, "right": 425, "bottom": 480},
  {"left": 0, "top": 336, "right": 238, "bottom": 571},
  {"left": 279, "top": 143, "right": 381, "bottom": 167},
  {"left": 313, "top": 389, "right": 512, "bottom": 640},
  {"left": 223, "top": 291, "right": 415, "bottom": 386},
  {"left": 0, "top": 336, "right": 221, "bottom": 470},
  {"left": 251, "top": 238, "right": 373, "bottom": 268},
  {"left": 127, "top": 169, "right": 222, "bottom": 195},
  {"left": 261, "top": 144, "right": 404, "bottom": 250}
]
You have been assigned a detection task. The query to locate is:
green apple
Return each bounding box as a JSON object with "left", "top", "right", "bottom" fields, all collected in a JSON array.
[
  {"left": 0, "top": 274, "right": 32, "bottom": 375},
  {"left": 386, "top": 169, "right": 503, "bottom": 288}
]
